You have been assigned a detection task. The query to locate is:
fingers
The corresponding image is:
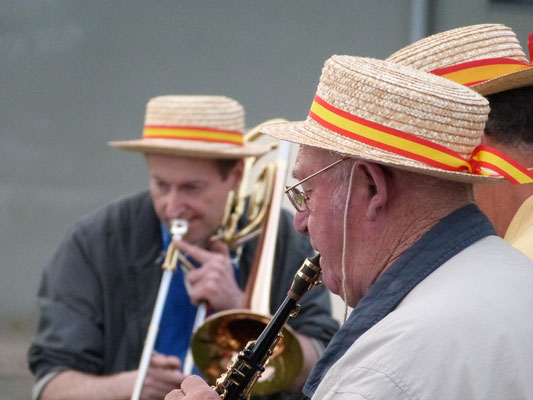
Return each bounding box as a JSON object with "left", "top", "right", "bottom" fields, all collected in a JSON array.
[
  {"left": 177, "top": 240, "right": 229, "bottom": 264},
  {"left": 208, "top": 240, "right": 230, "bottom": 257},
  {"left": 180, "top": 375, "right": 206, "bottom": 391},
  {"left": 143, "top": 361, "right": 186, "bottom": 399},
  {"left": 145, "top": 367, "right": 185, "bottom": 387},
  {"left": 150, "top": 352, "right": 182, "bottom": 370},
  {"left": 164, "top": 388, "right": 184, "bottom": 400},
  {"left": 187, "top": 273, "right": 245, "bottom": 310},
  {"left": 187, "top": 255, "right": 230, "bottom": 286},
  {"left": 185, "top": 257, "right": 243, "bottom": 308},
  {"left": 181, "top": 241, "right": 233, "bottom": 293},
  {"left": 176, "top": 239, "right": 243, "bottom": 310},
  {"left": 180, "top": 375, "right": 220, "bottom": 398},
  {"left": 161, "top": 376, "right": 218, "bottom": 400}
]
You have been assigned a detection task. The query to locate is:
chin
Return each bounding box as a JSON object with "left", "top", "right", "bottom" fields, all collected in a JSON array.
[
  {"left": 320, "top": 268, "right": 340, "bottom": 295},
  {"left": 182, "top": 226, "right": 201, "bottom": 244},
  {"left": 185, "top": 233, "right": 206, "bottom": 246}
]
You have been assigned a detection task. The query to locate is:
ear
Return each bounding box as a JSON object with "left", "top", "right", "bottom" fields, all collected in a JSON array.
[{"left": 354, "top": 160, "right": 389, "bottom": 221}]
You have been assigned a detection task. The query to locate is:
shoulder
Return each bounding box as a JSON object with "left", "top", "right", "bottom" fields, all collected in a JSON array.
[
  {"left": 57, "top": 190, "right": 159, "bottom": 261},
  {"left": 316, "top": 350, "right": 414, "bottom": 399},
  {"left": 325, "top": 236, "right": 533, "bottom": 399},
  {"left": 71, "top": 190, "right": 154, "bottom": 238},
  {"left": 396, "top": 236, "right": 533, "bottom": 330}
]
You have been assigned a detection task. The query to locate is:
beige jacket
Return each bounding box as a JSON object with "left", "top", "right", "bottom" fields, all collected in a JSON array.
[
  {"left": 505, "top": 194, "right": 533, "bottom": 260},
  {"left": 313, "top": 236, "right": 533, "bottom": 400}
]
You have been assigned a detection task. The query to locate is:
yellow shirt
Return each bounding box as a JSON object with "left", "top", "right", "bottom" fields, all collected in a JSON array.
[{"left": 505, "top": 194, "right": 533, "bottom": 260}]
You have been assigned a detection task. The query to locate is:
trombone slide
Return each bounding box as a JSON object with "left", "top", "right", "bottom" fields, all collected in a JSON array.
[
  {"left": 182, "top": 302, "right": 207, "bottom": 375},
  {"left": 131, "top": 219, "right": 188, "bottom": 400},
  {"left": 131, "top": 269, "right": 174, "bottom": 400}
]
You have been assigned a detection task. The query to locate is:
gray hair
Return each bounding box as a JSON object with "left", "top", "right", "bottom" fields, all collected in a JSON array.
[{"left": 300, "top": 146, "right": 473, "bottom": 213}]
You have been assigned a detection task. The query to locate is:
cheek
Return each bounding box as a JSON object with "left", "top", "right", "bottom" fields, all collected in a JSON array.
[
  {"left": 319, "top": 262, "right": 341, "bottom": 296},
  {"left": 192, "top": 191, "right": 230, "bottom": 230},
  {"left": 309, "top": 211, "right": 344, "bottom": 276},
  {"left": 308, "top": 207, "right": 342, "bottom": 245}
]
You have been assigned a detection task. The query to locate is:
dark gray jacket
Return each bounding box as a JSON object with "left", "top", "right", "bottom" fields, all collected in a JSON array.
[{"left": 28, "top": 191, "right": 338, "bottom": 388}]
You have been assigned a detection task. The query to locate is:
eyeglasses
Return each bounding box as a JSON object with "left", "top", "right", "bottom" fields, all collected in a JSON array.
[{"left": 284, "top": 158, "right": 346, "bottom": 212}]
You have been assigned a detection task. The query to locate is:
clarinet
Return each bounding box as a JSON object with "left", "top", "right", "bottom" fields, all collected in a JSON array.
[{"left": 214, "top": 254, "right": 322, "bottom": 400}]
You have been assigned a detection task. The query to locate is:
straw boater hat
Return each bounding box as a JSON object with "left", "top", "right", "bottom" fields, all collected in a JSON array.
[
  {"left": 387, "top": 24, "right": 533, "bottom": 96},
  {"left": 261, "top": 56, "right": 533, "bottom": 184},
  {"left": 109, "top": 95, "right": 271, "bottom": 159}
]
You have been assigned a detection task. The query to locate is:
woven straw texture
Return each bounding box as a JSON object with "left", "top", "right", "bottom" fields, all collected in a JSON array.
[
  {"left": 109, "top": 95, "right": 271, "bottom": 158},
  {"left": 261, "top": 56, "right": 496, "bottom": 183},
  {"left": 144, "top": 95, "right": 245, "bottom": 131},
  {"left": 387, "top": 24, "right": 533, "bottom": 95}
]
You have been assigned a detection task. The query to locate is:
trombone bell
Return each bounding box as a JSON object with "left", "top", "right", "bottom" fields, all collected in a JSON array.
[{"left": 191, "top": 310, "right": 304, "bottom": 396}]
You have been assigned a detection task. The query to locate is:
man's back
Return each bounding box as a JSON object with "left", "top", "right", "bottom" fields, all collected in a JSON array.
[{"left": 315, "top": 235, "right": 533, "bottom": 400}]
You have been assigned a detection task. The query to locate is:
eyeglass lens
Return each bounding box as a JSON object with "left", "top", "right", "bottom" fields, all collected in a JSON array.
[{"left": 289, "top": 187, "right": 306, "bottom": 211}]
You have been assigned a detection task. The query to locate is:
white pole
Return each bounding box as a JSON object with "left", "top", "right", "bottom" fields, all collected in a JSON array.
[
  {"left": 131, "top": 270, "right": 174, "bottom": 400},
  {"left": 131, "top": 219, "right": 188, "bottom": 400},
  {"left": 182, "top": 302, "right": 207, "bottom": 375}
]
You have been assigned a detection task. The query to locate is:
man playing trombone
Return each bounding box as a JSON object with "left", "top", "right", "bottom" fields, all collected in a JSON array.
[{"left": 28, "top": 95, "right": 339, "bottom": 400}]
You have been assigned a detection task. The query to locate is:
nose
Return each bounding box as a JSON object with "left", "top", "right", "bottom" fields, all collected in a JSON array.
[
  {"left": 293, "top": 209, "right": 309, "bottom": 236},
  {"left": 165, "top": 187, "right": 186, "bottom": 218}
]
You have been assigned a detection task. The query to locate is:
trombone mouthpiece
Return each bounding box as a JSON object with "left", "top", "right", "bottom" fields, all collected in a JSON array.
[{"left": 170, "top": 219, "right": 189, "bottom": 240}]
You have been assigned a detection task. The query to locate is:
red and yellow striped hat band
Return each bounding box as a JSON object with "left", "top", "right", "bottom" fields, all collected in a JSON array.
[
  {"left": 309, "top": 95, "right": 533, "bottom": 184},
  {"left": 430, "top": 33, "right": 533, "bottom": 87},
  {"left": 430, "top": 57, "right": 532, "bottom": 87},
  {"left": 143, "top": 125, "right": 244, "bottom": 146}
]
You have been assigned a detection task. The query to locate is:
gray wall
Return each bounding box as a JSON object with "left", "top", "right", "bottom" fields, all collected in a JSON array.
[{"left": 1, "top": 0, "right": 532, "bottom": 328}]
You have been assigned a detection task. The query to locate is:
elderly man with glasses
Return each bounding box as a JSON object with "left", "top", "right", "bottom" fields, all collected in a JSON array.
[{"left": 166, "top": 56, "right": 533, "bottom": 400}]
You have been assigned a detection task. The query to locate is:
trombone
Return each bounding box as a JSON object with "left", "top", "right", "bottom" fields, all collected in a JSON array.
[
  {"left": 180, "top": 120, "right": 281, "bottom": 376},
  {"left": 189, "top": 122, "right": 305, "bottom": 396}
]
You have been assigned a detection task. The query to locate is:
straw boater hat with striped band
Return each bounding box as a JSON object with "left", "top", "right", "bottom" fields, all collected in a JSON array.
[
  {"left": 260, "top": 56, "right": 533, "bottom": 184},
  {"left": 109, "top": 95, "right": 271, "bottom": 159},
  {"left": 387, "top": 24, "right": 533, "bottom": 96}
]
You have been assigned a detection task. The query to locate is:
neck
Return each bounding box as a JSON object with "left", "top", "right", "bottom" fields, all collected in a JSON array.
[
  {"left": 354, "top": 180, "right": 472, "bottom": 302},
  {"left": 384, "top": 200, "right": 468, "bottom": 266}
]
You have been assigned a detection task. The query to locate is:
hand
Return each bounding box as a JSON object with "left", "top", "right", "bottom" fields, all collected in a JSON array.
[
  {"left": 140, "top": 352, "right": 186, "bottom": 400},
  {"left": 177, "top": 240, "right": 245, "bottom": 310},
  {"left": 165, "top": 375, "right": 219, "bottom": 399}
]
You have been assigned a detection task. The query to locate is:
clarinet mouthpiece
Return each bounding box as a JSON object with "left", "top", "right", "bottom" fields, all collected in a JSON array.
[{"left": 288, "top": 254, "right": 321, "bottom": 301}]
